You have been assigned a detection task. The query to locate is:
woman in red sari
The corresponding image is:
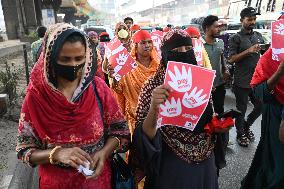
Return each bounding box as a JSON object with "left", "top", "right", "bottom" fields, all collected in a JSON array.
[{"left": 16, "top": 23, "right": 130, "bottom": 189}]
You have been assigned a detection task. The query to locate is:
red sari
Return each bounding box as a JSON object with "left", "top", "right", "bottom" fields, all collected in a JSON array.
[{"left": 16, "top": 23, "right": 130, "bottom": 189}]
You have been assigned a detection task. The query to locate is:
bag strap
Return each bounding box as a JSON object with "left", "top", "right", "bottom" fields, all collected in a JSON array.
[
  {"left": 92, "top": 81, "right": 122, "bottom": 156},
  {"left": 92, "top": 80, "right": 109, "bottom": 141},
  {"left": 92, "top": 80, "right": 103, "bottom": 118}
]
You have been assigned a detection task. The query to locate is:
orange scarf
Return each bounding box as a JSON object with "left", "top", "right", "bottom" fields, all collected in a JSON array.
[{"left": 112, "top": 49, "right": 159, "bottom": 135}]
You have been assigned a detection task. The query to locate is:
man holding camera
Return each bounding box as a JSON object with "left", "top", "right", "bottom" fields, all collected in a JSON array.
[{"left": 228, "top": 7, "right": 264, "bottom": 147}]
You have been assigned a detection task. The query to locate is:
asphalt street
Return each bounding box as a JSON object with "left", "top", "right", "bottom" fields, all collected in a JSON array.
[{"left": 219, "top": 89, "right": 262, "bottom": 189}]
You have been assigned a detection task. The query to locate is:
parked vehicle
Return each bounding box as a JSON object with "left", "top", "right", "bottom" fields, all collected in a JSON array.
[
  {"left": 141, "top": 26, "right": 154, "bottom": 33},
  {"left": 227, "top": 20, "right": 274, "bottom": 30}
]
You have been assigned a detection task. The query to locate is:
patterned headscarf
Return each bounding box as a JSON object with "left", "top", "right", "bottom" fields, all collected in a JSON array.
[
  {"left": 87, "top": 31, "right": 98, "bottom": 38},
  {"left": 115, "top": 22, "right": 129, "bottom": 36},
  {"left": 114, "top": 22, "right": 131, "bottom": 52},
  {"left": 161, "top": 29, "right": 192, "bottom": 51},
  {"left": 160, "top": 29, "right": 196, "bottom": 67},
  {"left": 32, "top": 23, "right": 97, "bottom": 101}
]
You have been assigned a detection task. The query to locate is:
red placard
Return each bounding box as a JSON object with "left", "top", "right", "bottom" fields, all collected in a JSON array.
[
  {"left": 157, "top": 61, "right": 215, "bottom": 131},
  {"left": 106, "top": 37, "right": 137, "bottom": 81},
  {"left": 151, "top": 30, "right": 163, "bottom": 59},
  {"left": 272, "top": 19, "right": 284, "bottom": 61},
  {"left": 192, "top": 38, "right": 204, "bottom": 67}
]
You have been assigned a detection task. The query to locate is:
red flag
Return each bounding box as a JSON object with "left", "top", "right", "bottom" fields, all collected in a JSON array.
[{"left": 157, "top": 61, "right": 215, "bottom": 131}]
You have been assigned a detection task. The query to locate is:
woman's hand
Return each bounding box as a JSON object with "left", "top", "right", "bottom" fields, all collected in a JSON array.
[
  {"left": 150, "top": 84, "right": 172, "bottom": 112},
  {"left": 107, "top": 64, "right": 120, "bottom": 88},
  {"left": 87, "top": 149, "right": 108, "bottom": 179},
  {"left": 53, "top": 147, "right": 93, "bottom": 169},
  {"left": 142, "top": 84, "right": 172, "bottom": 139},
  {"left": 222, "top": 70, "right": 231, "bottom": 83},
  {"left": 107, "top": 64, "right": 115, "bottom": 78},
  {"left": 268, "top": 61, "right": 284, "bottom": 91}
]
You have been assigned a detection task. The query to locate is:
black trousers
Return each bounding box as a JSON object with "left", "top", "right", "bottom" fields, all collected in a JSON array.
[
  {"left": 212, "top": 84, "right": 226, "bottom": 114},
  {"left": 212, "top": 84, "right": 227, "bottom": 174},
  {"left": 233, "top": 85, "right": 262, "bottom": 133},
  {"left": 212, "top": 84, "right": 228, "bottom": 145}
]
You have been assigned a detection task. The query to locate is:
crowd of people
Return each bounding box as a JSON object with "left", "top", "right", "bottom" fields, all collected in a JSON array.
[{"left": 17, "top": 7, "right": 284, "bottom": 189}]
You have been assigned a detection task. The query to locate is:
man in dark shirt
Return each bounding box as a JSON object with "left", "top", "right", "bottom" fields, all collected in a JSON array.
[{"left": 228, "top": 7, "right": 264, "bottom": 147}]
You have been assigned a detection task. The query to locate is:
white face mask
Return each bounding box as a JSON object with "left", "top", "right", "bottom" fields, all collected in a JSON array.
[{"left": 118, "top": 29, "right": 129, "bottom": 39}]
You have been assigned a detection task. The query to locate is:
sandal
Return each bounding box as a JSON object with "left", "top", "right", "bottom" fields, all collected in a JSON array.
[
  {"left": 237, "top": 133, "right": 249, "bottom": 147},
  {"left": 243, "top": 121, "right": 255, "bottom": 142},
  {"left": 245, "top": 129, "right": 255, "bottom": 142}
]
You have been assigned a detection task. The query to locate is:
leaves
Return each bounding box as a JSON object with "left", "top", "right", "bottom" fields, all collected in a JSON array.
[{"left": 0, "top": 59, "right": 22, "bottom": 105}]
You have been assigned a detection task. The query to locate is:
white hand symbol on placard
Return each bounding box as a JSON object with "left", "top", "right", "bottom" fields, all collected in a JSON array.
[
  {"left": 160, "top": 97, "right": 182, "bottom": 117},
  {"left": 116, "top": 53, "right": 128, "bottom": 66},
  {"left": 182, "top": 87, "right": 208, "bottom": 108},
  {"left": 168, "top": 65, "right": 192, "bottom": 92},
  {"left": 274, "top": 23, "right": 284, "bottom": 35}
]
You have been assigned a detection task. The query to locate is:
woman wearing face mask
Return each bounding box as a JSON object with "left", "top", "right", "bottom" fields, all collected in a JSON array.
[
  {"left": 130, "top": 29, "right": 224, "bottom": 189},
  {"left": 115, "top": 22, "right": 131, "bottom": 51},
  {"left": 16, "top": 23, "right": 130, "bottom": 189},
  {"left": 102, "top": 22, "right": 131, "bottom": 74}
]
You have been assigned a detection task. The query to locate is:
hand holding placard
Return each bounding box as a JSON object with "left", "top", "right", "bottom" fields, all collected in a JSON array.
[
  {"left": 106, "top": 37, "right": 137, "bottom": 81},
  {"left": 160, "top": 97, "right": 182, "bottom": 117},
  {"left": 158, "top": 61, "right": 215, "bottom": 130}
]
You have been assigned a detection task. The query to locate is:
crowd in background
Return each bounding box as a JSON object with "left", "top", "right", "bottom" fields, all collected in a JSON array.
[{"left": 19, "top": 7, "right": 284, "bottom": 189}]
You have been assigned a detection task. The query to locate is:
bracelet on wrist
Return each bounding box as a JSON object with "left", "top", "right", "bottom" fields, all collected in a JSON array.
[
  {"left": 23, "top": 148, "right": 37, "bottom": 167},
  {"left": 113, "top": 137, "right": 121, "bottom": 150},
  {"left": 49, "top": 146, "right": 62, "bottom": 165}
]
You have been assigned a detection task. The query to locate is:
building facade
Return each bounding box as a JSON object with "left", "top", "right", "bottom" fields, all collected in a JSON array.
[
  {"left": 229, "top": 0, "right": 284, "bottom": 19},
  {"left": 118, "top": 0, "right": 232, "bottom": 26}
]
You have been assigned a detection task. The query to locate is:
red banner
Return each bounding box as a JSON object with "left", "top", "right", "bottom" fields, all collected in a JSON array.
[
  {"left": 157, "top": 61, "right": 215, "bottom": 131},
  {"left": 106, "top": 37, "right": 137, "bottom": 81},
  {"left": 272, "top": 19, "right": 284, "bottom": 61},
  {"left": 192, "top": 38, "right": 204, "bottom": 67}
]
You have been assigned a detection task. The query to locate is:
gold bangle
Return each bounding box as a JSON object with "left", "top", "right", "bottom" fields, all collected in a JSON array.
[
  {"left": 113, "top": 137, "right": 121, "bottom": 150},
  {"left": 49, "top": 146, "right": 62, "bottom": 165}
]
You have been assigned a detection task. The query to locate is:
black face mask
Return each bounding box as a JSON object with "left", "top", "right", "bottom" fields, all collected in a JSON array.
[
  {"left": 167, "top": 49, "right": 197, "bottom": 65},
  {"left": 54, "top": 63, "right": 85, "bottom": 81}
]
